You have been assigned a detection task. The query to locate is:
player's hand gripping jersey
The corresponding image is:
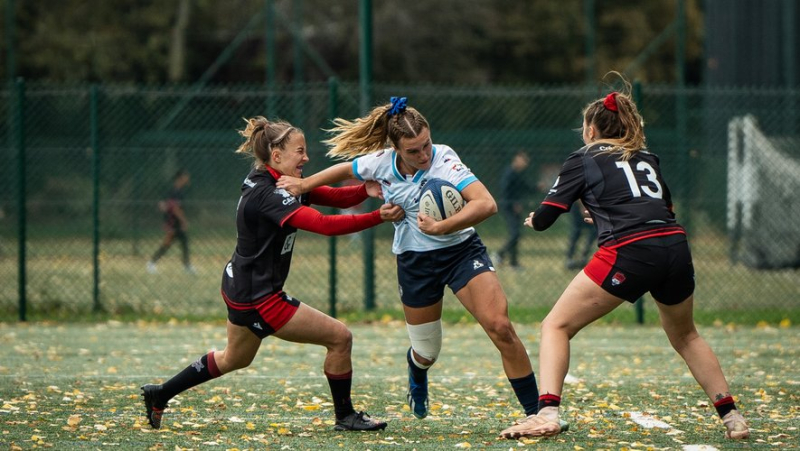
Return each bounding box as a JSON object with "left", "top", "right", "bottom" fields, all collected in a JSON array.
[
  {"left": 352, "top": 145, "right": 478, "bottom": 254},
  {"left": 534, "top": 143, "right": 684, "bottom": 247}
]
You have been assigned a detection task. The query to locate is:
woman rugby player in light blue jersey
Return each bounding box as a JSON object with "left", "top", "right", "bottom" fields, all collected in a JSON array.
[{"left": 277, "top": 97, "right": 565, "bottom": 437}]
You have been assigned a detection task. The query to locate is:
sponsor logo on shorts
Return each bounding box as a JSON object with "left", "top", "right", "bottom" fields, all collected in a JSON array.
[
  {"left": 611, "top": 271, "right": 626, "bottom": 286},
  {"left": 473, "top": 260, "right": 484, "bottom": 270},
  {"left": 191, "top": 357, "right": 205, "bottom": 373},
  {"left": 252, "top": 322, "right": 263, "bottom": 330},
  {"left": 398, "top": 284, "right": 403, "bottom": 297}
]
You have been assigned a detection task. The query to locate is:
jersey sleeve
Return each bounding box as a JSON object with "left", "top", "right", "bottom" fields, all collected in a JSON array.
[
  {"left": 308, "top": 184, "right": 368, "bottom": 209},
  {"left": 352, "top": 150, "right": 388, "bottom": 182},
  {"left": 435, "top": 145, "right": 478, "bottom": 191},
  {"left": 255, "top": 186, "right": 304, "bottom": 226},
  {"left": 284, "top": 205, "right": 382, "bottom": 235}
]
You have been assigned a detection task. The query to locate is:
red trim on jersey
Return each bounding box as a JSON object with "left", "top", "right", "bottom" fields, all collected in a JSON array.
[
  {"left": 309, "top": 184, "right": 368, "bottom": 209},
  {"left": 324, "top": 370, "right": 353, "bottom": 380},
  {"left": 206, "top": 351, "right": 221, "bottom": 377},
  {"left": 605, "top": 226, "right": 686, "bottom": 249},
  {"left": 584, "top": 246, "right": 618, "bottom": 286},
  {"left": 221, "top": 290, "right": 298, "bottom": 332},
  {"left": 285, "top": 205, "right": 382, "bottom": 235},
  {"left": 541, "top": 200, "right": 570, "bottom": 210},
  {"left": 265, "top": 166, "right": 282, "bottom": 180}
]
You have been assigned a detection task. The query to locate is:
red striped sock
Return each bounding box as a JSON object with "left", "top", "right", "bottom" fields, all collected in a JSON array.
[
  {"left": 713, "top": 395, "right": 737, "bottom": 418},
  {"left": 538, "top": 393, "right": 561, "bottom": 410}
]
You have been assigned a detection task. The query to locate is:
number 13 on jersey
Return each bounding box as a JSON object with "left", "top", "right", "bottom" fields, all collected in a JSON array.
[{"left": 615, "top": 160, "right": 663, "bottom": 199}]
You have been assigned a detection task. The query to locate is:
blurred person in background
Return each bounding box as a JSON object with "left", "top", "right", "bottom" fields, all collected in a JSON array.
[
  {"left": 565, "top": 201, "right": 596, "bottom": 270},
  {"left": 504, "top": 76, "right": 749, "bottom": 441},
  {"left": 147, "top": 169, "right": 194, "bottom": 274},
  {"left": 141, "top": 117, "right": 402, "bottom": 432},
  {"left": 492, "top": 150, "right": 534, "bottom": 269}
]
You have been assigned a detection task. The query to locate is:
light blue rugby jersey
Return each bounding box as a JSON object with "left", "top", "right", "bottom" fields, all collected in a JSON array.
[{"left": 352, "top": 144, "right": 479, "bottom": 254}]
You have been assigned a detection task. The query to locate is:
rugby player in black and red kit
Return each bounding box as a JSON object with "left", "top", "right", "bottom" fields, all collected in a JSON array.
[
  {"left": 500, "top": 75, "right": 749, "bottom": 441},
  {"left": 141, "top": 117, "right": 402, "bottom": 432}
]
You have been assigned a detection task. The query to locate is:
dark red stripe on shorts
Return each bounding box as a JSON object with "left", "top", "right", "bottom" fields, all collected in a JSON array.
[
  {"left": 222, "top": 290, "right": 299, "bottom": 333},
  {"left": 584, "top": 246, "right": 617, "bottom": 286}
]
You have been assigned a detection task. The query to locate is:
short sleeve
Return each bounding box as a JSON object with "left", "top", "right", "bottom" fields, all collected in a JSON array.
[
  {"left": 255, "top": 186, "right": 303, "bottom": 225},
  {"left": 433, "top": 145, "right": 478, "bottom": 191},
  {"left": 353, "top": 150, "right": 389, "bottom": 182}
]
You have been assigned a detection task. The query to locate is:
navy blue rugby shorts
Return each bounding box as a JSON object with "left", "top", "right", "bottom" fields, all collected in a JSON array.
[
  {"left": 396, "top": 233, "right": 495, "bottom": 308},
  {"left": 584, "top": 233, "right": 695, "bottom": 305}
]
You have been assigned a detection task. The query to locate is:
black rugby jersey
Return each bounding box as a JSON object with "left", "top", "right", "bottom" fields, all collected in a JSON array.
[
  {"left": 221, "top": 167, "right": 309, "bottom": 305},
  {"left": 538, "top": 143, "right": 683, "bottom": 247}
]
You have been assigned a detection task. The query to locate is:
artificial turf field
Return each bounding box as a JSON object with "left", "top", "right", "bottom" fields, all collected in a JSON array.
[{"left": 0, "top": 320, "right": 797, "bottom": 449}]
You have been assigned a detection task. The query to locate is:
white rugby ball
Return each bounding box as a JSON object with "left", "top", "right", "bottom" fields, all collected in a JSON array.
[{"left": 419, "top": 178, "right": 465, "bottom": 221}]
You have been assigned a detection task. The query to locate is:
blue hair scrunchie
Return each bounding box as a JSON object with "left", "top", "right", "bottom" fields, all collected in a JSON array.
[{"left": 387, "top": 96, "right": 407, "bottom": 117}]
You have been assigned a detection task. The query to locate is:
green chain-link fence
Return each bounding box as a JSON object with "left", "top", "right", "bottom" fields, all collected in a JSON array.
[{"left": 1, "top": 81, "right": 798, "bottom": 322}]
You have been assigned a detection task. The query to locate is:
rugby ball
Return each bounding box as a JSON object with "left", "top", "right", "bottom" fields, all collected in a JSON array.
[{"left": 419, "top": 178, "right": 465, "bottom": 221}]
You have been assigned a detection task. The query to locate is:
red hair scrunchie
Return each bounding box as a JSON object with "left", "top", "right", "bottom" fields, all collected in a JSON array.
[{"left": 603, "top": 92, "right": 619, "bottom": 112}]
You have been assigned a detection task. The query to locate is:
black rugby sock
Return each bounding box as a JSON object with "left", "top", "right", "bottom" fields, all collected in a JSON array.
[
  {"left": 509, "top": 373, "right": 540, "bottom": 416},
  {"left": 326, "top": 371, "right": 356, "bottom": 420},
  {"left": 407, "top": 348, "right": 430, "bottom": 377},
  {"left": 538, "top": 393, "right": 562, "bottom": 411},
  {"left": 714, "top": 395, "right": 737, "bottom": 418},
  {"left": 160, "top": 352, "right": 222, "bottom": 403}
]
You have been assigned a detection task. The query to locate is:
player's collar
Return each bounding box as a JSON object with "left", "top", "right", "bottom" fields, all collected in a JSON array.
[
  {"left": 265, "top": 165, "right": 283, "bottom": 181},
  {"left": 391, "top": 146, "right": 436, "bottom": 184}
]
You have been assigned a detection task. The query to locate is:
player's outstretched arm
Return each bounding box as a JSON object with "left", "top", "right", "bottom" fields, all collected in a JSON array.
[
  {"left": 278, "top": 162, "right": 354, "bottom": 196},
  {"left": 285, "top": 203, "right": 402, "bottom": 236}
]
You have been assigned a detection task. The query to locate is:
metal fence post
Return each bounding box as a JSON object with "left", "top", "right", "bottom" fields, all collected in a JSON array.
[
  {"left": 91, "top": 84, "right": 102, "bottom": 313},
  {"left": 359, "top": 0, "right": 375, "bottom": 310},
  {"left": 15, "top": 78, "right": 26, "bottom": 321},
  {"left": 633, "top": 80, "right": 645, "bottom": 325},
  {"left": 328, "top": 77, "right": 339, "bottom": 318}
]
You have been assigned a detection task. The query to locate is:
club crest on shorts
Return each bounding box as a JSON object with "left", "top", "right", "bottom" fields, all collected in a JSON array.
[{"left": 611, "top": 271, "right": 626, "bottom": 286}]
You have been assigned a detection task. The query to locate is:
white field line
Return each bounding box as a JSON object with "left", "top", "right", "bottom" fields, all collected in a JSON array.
[
  {"left": 626, "top": 411, "right": 682, "bottom": 433},
  {"left": 682, "top": 446, "right": 720, "bottom": 451}
]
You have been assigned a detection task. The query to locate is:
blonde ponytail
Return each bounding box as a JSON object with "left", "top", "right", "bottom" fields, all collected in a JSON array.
[{"left": 324, "top": 98, "right": 430, "bottom": 160}]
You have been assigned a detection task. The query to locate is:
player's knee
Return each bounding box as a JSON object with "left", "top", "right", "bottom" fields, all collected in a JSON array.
[
  {"left": 407, "top": 320, "right": 442, "bottom": 364},
  {"left": 541, "top": 315, "right": 578, "bottom": 339},
  {"left": 220, "top": 352, "right": 255, "bottom": 372},
  {"left": 483, "top": 317, "right": 517, "bottom": 345},
  {"left": 329, "top": 322, "right": 353, "bottom": 354}
]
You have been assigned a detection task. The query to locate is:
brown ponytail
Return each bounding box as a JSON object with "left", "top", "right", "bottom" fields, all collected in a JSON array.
[
  {"left": 236, "top": 116, "right": 300, "bottom": 168},
  {"left": 583, "top": 73, "right": 646, "bottom": 160}
]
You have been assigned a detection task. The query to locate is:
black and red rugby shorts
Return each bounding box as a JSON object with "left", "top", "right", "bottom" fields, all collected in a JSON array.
[
  {"left": 221, "top": 290, "right": 301, "bottom": 338},
  {"left": 584, "top": 233, "right": 695, "bottom": 305}
]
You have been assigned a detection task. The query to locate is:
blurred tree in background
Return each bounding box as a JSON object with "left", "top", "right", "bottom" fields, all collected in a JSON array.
[{"left": 1, "top": 0, "right": 703, "bottom": 84}]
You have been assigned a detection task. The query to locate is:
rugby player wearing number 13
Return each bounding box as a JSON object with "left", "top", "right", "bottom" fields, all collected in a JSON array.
[{"left": 504, "top": 76, "right": 750, "bottom": 440}]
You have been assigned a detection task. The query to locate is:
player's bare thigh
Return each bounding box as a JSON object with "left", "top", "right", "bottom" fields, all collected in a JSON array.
[
  {"left": 544, "top": 271, "right": 625, "bottom": 336},
  {"left": 403, "top": 300, "right": 443, "bottom": 326},
  {"left": 274, "top": 302, "right": 350, "bottom": 348},
  {"left": 454, "top": 271, "right": 508, "bottom": 323}
]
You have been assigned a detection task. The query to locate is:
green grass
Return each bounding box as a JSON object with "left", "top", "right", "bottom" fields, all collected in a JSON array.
[
  {"left": 2, "top": 231, "right": 798, "bottom": 325},
  {"left": 1, "top": 321, "right": 797, "bottom": 449}
]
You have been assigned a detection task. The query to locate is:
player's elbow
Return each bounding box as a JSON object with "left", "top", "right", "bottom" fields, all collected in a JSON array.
[{"left": 485, "top": 198, "right": 498, "bottom": 216}]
